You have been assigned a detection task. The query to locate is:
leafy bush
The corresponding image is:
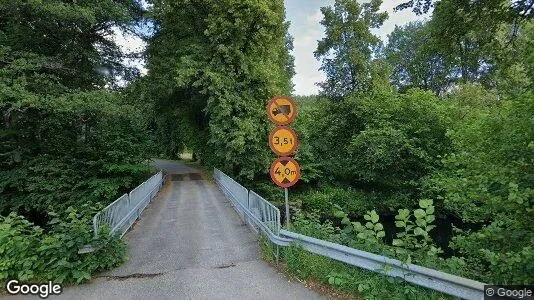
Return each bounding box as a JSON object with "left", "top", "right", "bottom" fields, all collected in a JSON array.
[
  {"left": 280, "top": 244, "right": 451, "bottom": 300},
  {"left": 307, "top": 89, "right": 451, "bottom": 196},
  {"left": 426, "top": 93, "right": 534, "bottom": 284},
  {"left": 298, "top": 186, "right": 372, "bottom": 215},
  {"left": 0, "top": 91, "right": 152, "bottom": 216},
  {"left": 0, "top": 207, "right": 126, "bottom": 285},
  {"left": 291, "top": 210, "right": 339, "bottom": 242}
]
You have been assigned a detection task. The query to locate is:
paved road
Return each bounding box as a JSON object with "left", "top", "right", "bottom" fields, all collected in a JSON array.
[{"left": 9, "top": 160, "right": 323, "bottom": 299}]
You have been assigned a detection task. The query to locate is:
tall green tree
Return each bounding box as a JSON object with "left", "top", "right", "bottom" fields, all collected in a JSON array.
[
  {"left": 385, "top": 21, "right": 450, "bottom": 95},
  {"left": 146, "top": 0, "right": 294, "bottom": 179},
  {"left": 428, "top": 0, "right": 495, "bottom": 84},
  {"left": 396, "top": 0, "right": 534, "bottom": 21},
  {"left": 0, "top": 0, "right": 150, "bottom": 215},
  {"left": 314, "top": 0, "right": 388, "bottom": 99}
]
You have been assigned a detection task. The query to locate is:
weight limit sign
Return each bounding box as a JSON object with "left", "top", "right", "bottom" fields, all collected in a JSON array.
[{"left": 268, "top": 126, "right": 299, "bottom": 156}]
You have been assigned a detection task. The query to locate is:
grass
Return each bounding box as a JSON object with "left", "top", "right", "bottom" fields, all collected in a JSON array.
[{"left": 259, "top": 237, "right": 455, "bottom": 300}]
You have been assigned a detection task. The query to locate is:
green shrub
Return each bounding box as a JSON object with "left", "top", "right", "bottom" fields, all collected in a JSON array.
[
  {"left": 298, "top": 186, "right": 374, "bottom": 215},
  {"left": 0, "top": 207, "right": 125, "bottom": 285},
  {"left": 426, "top": 93, "right": 534, "bottom": 284},
  {"left": 280, "top": 245, "right": 451, "bottom": 300}
]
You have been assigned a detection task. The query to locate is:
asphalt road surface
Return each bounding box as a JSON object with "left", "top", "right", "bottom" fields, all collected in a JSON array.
[{"left": 7, "top": 159, "right": 323, "bottom": 299}]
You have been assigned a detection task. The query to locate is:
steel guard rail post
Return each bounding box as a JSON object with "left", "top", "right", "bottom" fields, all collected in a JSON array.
[{"left": 213, "top": 168, "right": 486, "bottom": 300}]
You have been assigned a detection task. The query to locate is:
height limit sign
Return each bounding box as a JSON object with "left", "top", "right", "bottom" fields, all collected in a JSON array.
[{"left": 267, "top": 95, "right": 300, "bottom": 227}]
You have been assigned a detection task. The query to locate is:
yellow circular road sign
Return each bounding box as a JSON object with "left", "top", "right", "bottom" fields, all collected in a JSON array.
[
  {"left": 267, "top": 96, "right": 297, "bottom": 125},
  {"left": 270, "top": 157, "right": 300, "bottom": 188},
  {"left": 269, "top": 126, "right": 299, "bottom": 156}
]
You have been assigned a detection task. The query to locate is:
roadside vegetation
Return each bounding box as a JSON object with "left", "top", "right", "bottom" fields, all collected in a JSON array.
[{"left": 0, "top": 1, "right": 153, "bottom": 285}]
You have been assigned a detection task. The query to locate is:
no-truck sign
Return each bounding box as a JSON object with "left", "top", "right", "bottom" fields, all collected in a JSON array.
[{"left": 266, "top": 96, "right": 297, "bottom": 125}]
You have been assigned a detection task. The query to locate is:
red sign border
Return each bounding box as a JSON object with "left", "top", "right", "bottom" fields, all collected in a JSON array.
[
  {"left": 268, "top": 126, "right": 299, "bottom": 156},
  {"left": 269, "top": 156, "right": 301, "bottom": 188},
  {"left": 266, "top": 96, "right": 298, "bottom": 125}
]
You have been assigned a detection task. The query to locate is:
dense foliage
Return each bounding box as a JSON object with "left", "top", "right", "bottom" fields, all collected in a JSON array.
[
  {"left": 143, "top": 0, "right": 294, "bottom": 180},
  {"left": 0, "top": 206, "right": 125, "bottom": 284},
  {"left": 1, "top": 0, "right": 151, "bottom": 284},
  {"left": 274, "top": 0, "right": 534, "bottom": 289}
]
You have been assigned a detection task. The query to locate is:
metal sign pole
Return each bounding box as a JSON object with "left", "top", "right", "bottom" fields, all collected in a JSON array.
[{"left": 284, "top": 187, "right": 290, "bottom": 228}]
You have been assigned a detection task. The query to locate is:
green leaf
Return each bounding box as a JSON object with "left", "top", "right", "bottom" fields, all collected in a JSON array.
[
  {"left": 396, "top": 209, "right": 410, "bottom": 219},
  {"left": 413, "top": 209, "right": 426, "bottom": 219},
  {"left": 413, "top": 227, "right": 426, "bottom": 236},
  {"left": 415, "top": 218, "right": 427, "bottom": 227},
  {"left": 370, "top": 210, "right": 379, "bottom": 223},
  {"left": 333, "top": 210, "right": 345, "bottom": 218},
  {"left": 392, "top": 239, "right": 404, "bottom": 246},
  {"left": 352, "top": 222, "right": 363, "bottom": 230},
  {"left": 419, "top": 199, "right": 433, "bottom": 209}
]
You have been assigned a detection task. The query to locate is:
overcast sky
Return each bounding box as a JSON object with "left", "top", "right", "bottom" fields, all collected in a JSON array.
[{"left": 114, "top": 0, "right": 431, "bottom": 94}]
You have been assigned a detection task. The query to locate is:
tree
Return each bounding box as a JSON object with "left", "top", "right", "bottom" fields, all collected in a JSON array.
[
  {"left": 425, "top": 91, "right": 534, "bottom": 284},
  {"left": 145, "top": 0, "right": 294, "bottom": 180},
  {"left": 385, "top": 21, "right": 450, "bottom": 95},
  {"left": 0, "top": 0, "right": 144, "bottom": 90},
  {"left": 314, "top": 0, "right": 388, "bottom": 100},
  {"left": 0, "top": 0, "right": 150, "bottom": 215},
  {"left": 428, "top": 0, "right": 496, "bottom": 84},
  {"left": 395, "top": 0, "right": 534, "bottom": 21}
]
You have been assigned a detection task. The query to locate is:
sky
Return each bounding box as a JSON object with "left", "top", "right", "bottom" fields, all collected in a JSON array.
[{"left": 114, "top": 0, "right": 431, "bottom": 94}]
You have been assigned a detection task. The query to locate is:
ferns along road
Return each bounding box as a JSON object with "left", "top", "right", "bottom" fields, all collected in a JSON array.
[{"left": 9, "top": 159, "right": 323, "bottom": 299}]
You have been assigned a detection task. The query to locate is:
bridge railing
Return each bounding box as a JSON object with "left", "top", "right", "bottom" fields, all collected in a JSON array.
[
  {"left": 93, "top": 171, "right": 164, "bottom": 238},
  {"left": 213, "top": 168, "right": 486, "bottom": 300}
]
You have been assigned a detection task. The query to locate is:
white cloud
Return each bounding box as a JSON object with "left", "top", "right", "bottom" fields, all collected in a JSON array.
[{"left": 112, "top": 27, "right": 147, "bottom": 76}]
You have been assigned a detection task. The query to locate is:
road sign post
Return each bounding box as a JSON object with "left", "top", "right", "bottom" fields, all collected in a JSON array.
[{"left": 284, "top": 188, "right": 289, "bottom": 228}]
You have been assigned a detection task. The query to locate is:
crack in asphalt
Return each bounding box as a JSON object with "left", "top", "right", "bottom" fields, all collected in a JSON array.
[
  {"left": 214, "top": 263, "right": 236, "bottom": 269},
  {"left": 102, "top": 272, "right": 165, "bottom": 281}
]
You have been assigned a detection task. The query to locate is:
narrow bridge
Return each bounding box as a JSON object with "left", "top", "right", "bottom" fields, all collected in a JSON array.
[{"left": 41, "top": 159, "right": 323, "bottom": 299}]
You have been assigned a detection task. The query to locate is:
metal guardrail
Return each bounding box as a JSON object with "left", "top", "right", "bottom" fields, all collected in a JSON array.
[
  {"left": 213, "top": 168, "right": 486, "bottom": 300},
  {"left": 280, "top": 230, "right": 485, "bottom": 300},
  {"left": 93, "top": 171, "right": 164, "bottom": 238}
]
